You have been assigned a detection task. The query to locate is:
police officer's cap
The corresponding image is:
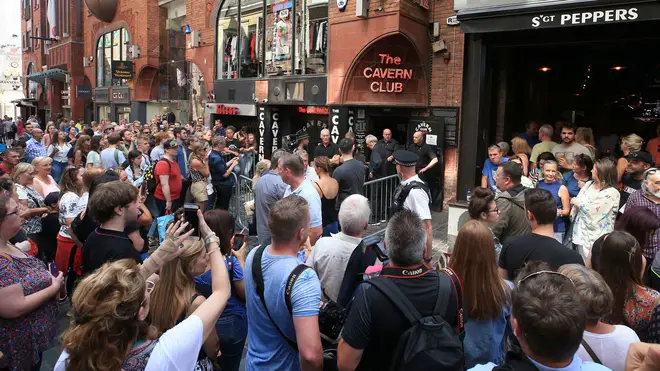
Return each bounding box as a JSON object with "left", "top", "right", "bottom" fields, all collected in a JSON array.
[{"left": 393, "top": 150, "right": 418, "bottom": 167}]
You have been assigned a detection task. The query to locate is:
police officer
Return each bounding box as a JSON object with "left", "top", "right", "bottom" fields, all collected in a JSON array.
[
  {"left": 390, "top": 150, "right": 433, "bottom": 264},
  {"left": 375, "top": 128, "right": 402, "bottom": 175}
]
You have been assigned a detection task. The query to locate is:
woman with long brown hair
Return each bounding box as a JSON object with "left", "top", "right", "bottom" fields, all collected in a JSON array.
[
  {"left": 450, "top": 220, "right": 511, "bottom": 368},
  {"left": 72, "top": 134, "right": 91, "bottom": 168},
  {"left": 597, "top": 230, "right": 660, "bottom": 341},
  {"left": 511, "top": 136, "right": 531, "bottom": 176},
  {"left": 149, "top": 239, "right": 218, "bottom": 370},
  {"left": 194, "top": 209, "right": 248, "bottom": 371},
  {"left": 313, "top": 156, "right": 339, "bottom": 236}
]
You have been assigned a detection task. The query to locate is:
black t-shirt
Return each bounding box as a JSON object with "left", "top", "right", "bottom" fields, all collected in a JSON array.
[
  {"left": 314, "top": 142, "right": 339, "bottom": 159},
  {"left": 620, "top": 173, "right": 643, "bottom": 209},
  {"left": 408, "top": 143, "right": 437, "bottom": 170},
  {"left": 341, "top": 270, "right": 458, "bottom": 370},
  {"left": 332, "top": 159, "right": 365, "bottom": 207},
  {"left": 82, "top": 227, "right": 143, "bottom": 274},
  {"left": 226, "top": 137, "right": 242, "bottom": 153},
  {"left": 498, "top": 233, "right": 584, "bottom": 280}
]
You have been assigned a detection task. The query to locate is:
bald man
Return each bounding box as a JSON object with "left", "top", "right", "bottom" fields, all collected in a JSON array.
[
  {"left": 374, "top": 128, "right": 401, "bottom": 175},
  {"left": 314, "top": 128, "right": 340, "bottom": 165},
  {"left": 408, "top": 131, "right": 438, "bottom": 174}
]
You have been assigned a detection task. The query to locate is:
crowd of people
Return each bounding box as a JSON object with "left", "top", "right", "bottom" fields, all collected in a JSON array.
[{"left": 4, "top": 111, "right": 660, "bottom": 371}]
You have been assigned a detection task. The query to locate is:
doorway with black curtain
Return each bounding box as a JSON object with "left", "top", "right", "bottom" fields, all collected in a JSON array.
[{"left": 369, "top": 114, "right": 410, "bottom": 147}]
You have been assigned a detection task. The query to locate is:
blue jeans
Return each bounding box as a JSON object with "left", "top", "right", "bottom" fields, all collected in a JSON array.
[
  {"left": 215, "top": 313, "right": 248, "bottom": 371},
  {"left": 323, "top": 221, "right": 339, "bottom": 237},
  {"left": 51, "top": 161, "right": 68, "bottom": 183}
]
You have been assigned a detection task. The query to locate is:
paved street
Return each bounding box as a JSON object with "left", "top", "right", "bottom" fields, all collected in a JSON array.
[{"left": 40, "top": 211, "right": 449, "bottom": 370}]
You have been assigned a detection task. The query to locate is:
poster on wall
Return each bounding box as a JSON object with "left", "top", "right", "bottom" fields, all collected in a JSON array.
[{"left": 267, "top": 0, "right": 292, "bottom": 75}]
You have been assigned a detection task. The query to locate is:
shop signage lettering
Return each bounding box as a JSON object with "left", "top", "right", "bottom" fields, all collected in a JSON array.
[
  {"left": 76, "top": 85, "right": 92, "bottom": 99},
  {"left": 272, "top": 111, "right": 280, "bottom": 153},
  {"left": 298, "top": 106, "right": 329, "bottom": 115},
  {"left": 330, "top": 108, "right": 340, "bottom": 144},
  {"left": 415, "top": 121, "right": 432, "bottom": 133},
  {"left": 532, "top": 8, "right": 638, "bottom": 28},
  {"left": 258, "top": 108, "right": 266, "bottom": 160},
  {"left": 111, "top": 60, "right": 134, "bottom": 80},
  {"left": 215, "top": 105, "right": 240, "bottom": 115},
  {"left": 112, "top": 91, "right": 128, "bottom": 100},
  {"left": 348, "top": 109, "right": 354, "bottom": 133},
  {"left": 362, "top": 53, "right": 413, "bottom": 93}
]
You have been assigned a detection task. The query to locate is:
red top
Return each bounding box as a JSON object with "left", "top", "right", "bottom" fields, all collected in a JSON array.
[{"left": 154, "top": 158, "right": 182, "bottom": 201}]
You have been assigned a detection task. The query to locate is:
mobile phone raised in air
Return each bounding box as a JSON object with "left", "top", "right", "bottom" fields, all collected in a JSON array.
[
  {"left": 49, "top": 262, "right": 59, "bottom": 276},
  {"left": 233, "top": 233, "right": 246, "bottom": 251},
  {"left": 183, "top": 203, "right": 200, "bottom": 237}
]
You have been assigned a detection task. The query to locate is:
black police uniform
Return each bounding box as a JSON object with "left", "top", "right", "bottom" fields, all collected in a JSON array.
[{"left": 375, "top": 139, "right": 401, "bottom": 175}]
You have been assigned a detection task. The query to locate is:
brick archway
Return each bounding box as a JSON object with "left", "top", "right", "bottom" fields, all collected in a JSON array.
[{"left": 134, "top": 65, "right": 159, "bottom": 101}]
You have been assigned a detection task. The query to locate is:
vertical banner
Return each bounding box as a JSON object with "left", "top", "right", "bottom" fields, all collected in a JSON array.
[
  {"left": 355, "top": 109, "right": 367, "bottom": 153},
  {"left": 258, "top": 106, "right": 272, "bottom": 160},
  {"left": 329, "top": 108, "right": 341, "bottom": 144},
  {"left": 271, "top": 107, "right": 281, "bottom": 155}
]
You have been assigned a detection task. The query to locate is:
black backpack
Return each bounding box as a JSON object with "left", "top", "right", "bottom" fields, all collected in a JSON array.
[
  {"left": 365, "top": 268, "right": 465, "bottom": 371},
  {"left": 388, "top": 180, "right": 431, "bottom": 219},
  {"left": 145, "top": 159, "right": 171, "bottom": 195}
]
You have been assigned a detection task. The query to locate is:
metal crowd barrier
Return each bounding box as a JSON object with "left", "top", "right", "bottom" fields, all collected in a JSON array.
[
  {"left": 229, "top": 172, "right": 400, "bottom": 234},
  {"left": 361, "top": 174, "right": 400, "bottom": 225}
]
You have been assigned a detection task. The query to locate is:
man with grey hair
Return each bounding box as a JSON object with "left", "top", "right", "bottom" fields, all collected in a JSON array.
[
  {"left": 209, "top": 135, "right": 239, "bottom": 210},
  {"left": 530, "top": 124, "right": 556, "bottom": 170},
  {"left": 338, "top": 209, "right": 461, "bottom": 370},
  {"left": 366, "top": 134, "right": 387, "bottom": 179},
  {"left": 314, "top": 128, "right": 340, "bottom": 166},
  {"left": 625, "top": 167, "right": 660, "bottom": 260},
  {"left": 255, "top": 148, "right": 289, "bottom": 246},
  {"left": 306, "top": 194, "right": 370, "bottom": 302}
]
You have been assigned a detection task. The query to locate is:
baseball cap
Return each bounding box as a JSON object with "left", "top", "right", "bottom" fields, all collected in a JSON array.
[
  {"left": 627, "top": 151, "right": 654, "bottom": 164},
  {"left": 164, "top": 140, "right": 179, "bottom": 150}
]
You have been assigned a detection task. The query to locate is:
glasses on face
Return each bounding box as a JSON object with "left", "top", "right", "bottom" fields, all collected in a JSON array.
[
  {"left": 488, "top": 208, "right": 499, "bottom": 214},
  {"left": 645, "top": 168, "right": 659, "bottom": 180},
  {"left": 6, "top": 210, "right": 18, "bottom": 217}
]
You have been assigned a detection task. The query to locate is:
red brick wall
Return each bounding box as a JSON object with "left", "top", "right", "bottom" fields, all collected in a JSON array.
[
  {"left": 431, "top": 0, "right": 463, "bottom": 204},
  {"left": 22, "top": 0, "right": 47, "bottom": 105},
  {"left": 186, "top": 0, "right": 215, "bottom": 96},
  {"left": 83, "top": 0, "right": 167, "bottom": 100}
]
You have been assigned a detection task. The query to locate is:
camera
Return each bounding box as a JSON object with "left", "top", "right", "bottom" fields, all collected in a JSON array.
[{"left": 283, "top": 129, "right": 307, "bottom": 152}]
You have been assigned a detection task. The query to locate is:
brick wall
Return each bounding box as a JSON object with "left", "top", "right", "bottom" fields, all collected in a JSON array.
[
  {"left": 431, "top": 0, "right": 463, "bottom": 204},
  {"left": 22, "top": 0, "right": 47, "bottom": 100},
  {"left": 186, "top": 0, "right": 216, "bottom": 96}
]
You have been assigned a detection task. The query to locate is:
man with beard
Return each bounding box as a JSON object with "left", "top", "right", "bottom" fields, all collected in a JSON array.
[
  {"left": 551, "top": 122, "right": 592, "bottom": 174},
  {"left": 295, "top": 131, "right": 310, "bottom": 155},
  {"left": 625, "top": 168, "right": 660, "bottom": 261},
  {"left": 620, "top": 151, "right": 653, "bottom": 211}
]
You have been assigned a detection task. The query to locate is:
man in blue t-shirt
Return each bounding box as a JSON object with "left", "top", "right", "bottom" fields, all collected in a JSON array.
[
  {"left": 243, "top": 195, "right": 323, "bottom": 371},
  {"left": 279, "top": 153, "right": 323, "bottom": 245},
  {"left": 481, "top": 144, "right": 509, "bottom": 192}
]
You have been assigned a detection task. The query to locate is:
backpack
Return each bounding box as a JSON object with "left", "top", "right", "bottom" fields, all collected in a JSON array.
[
  {"left": 388, "top": 180, "right": 431, "bottom": 219},
  {"left": 145, "top": 159, "right": 171, "bottom": 195},
  {"left": 365, "top": 268, "right": 465, "bottom": 371}
]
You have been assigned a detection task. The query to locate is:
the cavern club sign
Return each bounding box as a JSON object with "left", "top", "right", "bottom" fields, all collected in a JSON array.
[{"left": 361, "top": 53, "right": 413, "bottom": 94}]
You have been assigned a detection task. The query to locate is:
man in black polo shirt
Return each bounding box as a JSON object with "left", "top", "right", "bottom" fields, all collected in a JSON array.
[
  {"left": 82, "top": 180, "right": 142, "bottom": 274},
  {"left": 498, "top": 188, "right": 584, "bottom": 280},
  {"left": 333, "top": 138, "right": 366, "bottom": 208},
  {"left": 374, "top": 128, "right": 401, "bottom": 175},
  {"left": 408, "top": 131, "right": 438, "bottom": 177},
  {"left": 338, "top": 209, "right": 460, "bottom": 370},
  {"left": 314, "top": 128, "right": 340, "bottom": 166}
]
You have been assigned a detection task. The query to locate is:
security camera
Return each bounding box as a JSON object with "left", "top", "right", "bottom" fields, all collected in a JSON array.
[{"left": 262, "top": 99, "right": 268, "bottom": 103}]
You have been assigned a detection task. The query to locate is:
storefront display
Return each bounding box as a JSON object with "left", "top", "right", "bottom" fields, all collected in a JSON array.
[{"left": 266, "top": 0, "right": 293, "bottom": 75}]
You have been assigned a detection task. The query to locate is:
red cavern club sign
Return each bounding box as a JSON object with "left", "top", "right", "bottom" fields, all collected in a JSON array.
[{"left": 361, "top": 53, "right": 413, "bottom": 93}]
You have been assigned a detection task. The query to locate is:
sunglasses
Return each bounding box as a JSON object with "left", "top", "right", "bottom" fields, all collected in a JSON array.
[
  {"left": 645, "top": 168, "right": 659, "bottom": 180},
  {"left": 517, "top": 270, "right": 575, "bottom": 287}
]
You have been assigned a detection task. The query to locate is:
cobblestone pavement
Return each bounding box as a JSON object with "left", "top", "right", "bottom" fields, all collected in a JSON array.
[{"left": 40, "top": 211, "right": 449, "bottom": 370}]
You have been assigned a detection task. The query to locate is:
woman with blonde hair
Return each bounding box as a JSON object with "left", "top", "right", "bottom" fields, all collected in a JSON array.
[
  {"left": 149, "top": 239, "right": 218, "bottom": 369},
  {"left": 11, "top": 163, "right": 50, "bottom": 259},
  {"left": 450, "top": 220, "right": 511, "bottom": 368},
  {"left": 55, "top": 216, "right": 232, "bottom": 371},
  {"left": 31, "top": 156, "right": 59, "bottom": 198},
  {"left": 251, "top": 159, "right": 271, "bottom": 189},
  {"left": 188, "top": 141, "right": 210, "bottom": 211},
  {"left": 511, "top": 136, "right": 531, "bottom": 176},
  {"left": 618, "top": 133, "right": 644, "bottom": 181},
  {"left": 576, "top": 127, "right": 597, "bottom": 160}
]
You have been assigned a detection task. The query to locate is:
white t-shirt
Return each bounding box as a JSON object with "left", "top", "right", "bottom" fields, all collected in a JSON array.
[
  {"left": 48, "top": 143, "right": 72, "bottom": 163},
  {"left": 401, "top": 175, "right": 431, "bottom": 220},
  {"left": 58, "top": 192, "right": 87, "bottom": 238},
  {"left": 54, "top": 314, "right": 204, "bottom": 371},
  {"left": 575, "top": 325, "right": 639, "bottom": 371}
]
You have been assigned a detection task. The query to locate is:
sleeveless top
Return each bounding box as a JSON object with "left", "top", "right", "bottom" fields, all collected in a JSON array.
[
  {"left": 33, "top": 175, "right": 60, "bottom": 198},
  {"left": 315, "top": 181, "right": 338, "bottom": 226},
  {"left": 188, "top": 155, "right": 206, "bottom": 182},
  {"left": 536, "top": 180, "right": 565, "bottom": 233}
]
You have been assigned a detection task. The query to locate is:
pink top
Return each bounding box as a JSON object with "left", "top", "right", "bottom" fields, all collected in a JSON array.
[{"left": 33, "top": 175, "right": 60, "bottom": 198}]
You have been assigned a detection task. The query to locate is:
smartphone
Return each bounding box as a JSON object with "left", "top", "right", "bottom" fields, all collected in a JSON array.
[
  {"left": 49, "top": 262, "right": 59, "bottom": 276},
  {"left": 233, "top": 233, "right": 246, "bottom": 251},
  {"left": 183, "top": 203, "right": 200, "bottom": 237}
]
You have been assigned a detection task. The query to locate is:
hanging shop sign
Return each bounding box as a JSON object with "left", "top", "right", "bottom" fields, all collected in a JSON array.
[
  {"left": 345, "top": 33, "right": 427, "bottom": 106},
  {"left": 298, "top": 106, "right": 329, "bottom": 115},
  {"left": 76, "top": 85, "right": 92, "bottom": 99},
  {"left": 111, "top": 87, "right": 130, "bottom": 104},
  {"left": 258, "top": 106, "right": 268, "bottom": 160},
  {"left": 111, "top": 60, "right": 134, "bottom": 80},
  {"left": 337, "top": 0, "right": 347, "bottom": 11},
  {"left": 94, "top": 88, "right": 110, "bottom": 103},
  {"left": 458, "top": 2, "right": 660, "bottom": 33}
]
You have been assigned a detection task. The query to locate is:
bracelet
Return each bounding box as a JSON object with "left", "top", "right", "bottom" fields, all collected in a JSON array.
[
  {"left": 205, "top": 236, "right": 220, "bottom": 247},
  {"left": 204, "top": 232, "right": 217, "bottom": 241}
]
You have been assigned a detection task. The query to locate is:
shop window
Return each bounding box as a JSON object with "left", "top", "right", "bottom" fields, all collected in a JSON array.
[
  {"left": 96, "top": 28, "right": 130, "bottom": 87},
  {"left": 265, "top": 0, "right": 293, "bottom": 76},
  {"left": 239, "top": 0, "right": 264, "bottom": 78},
  {"left": 216, "top": 0, "right": 239, "bottom": 80},
  {"left": 302, "top": 0, "right": 327, "bottom": 74},
  {"left": 26, "top": 64, "right": 37, "bottom": 99}
]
